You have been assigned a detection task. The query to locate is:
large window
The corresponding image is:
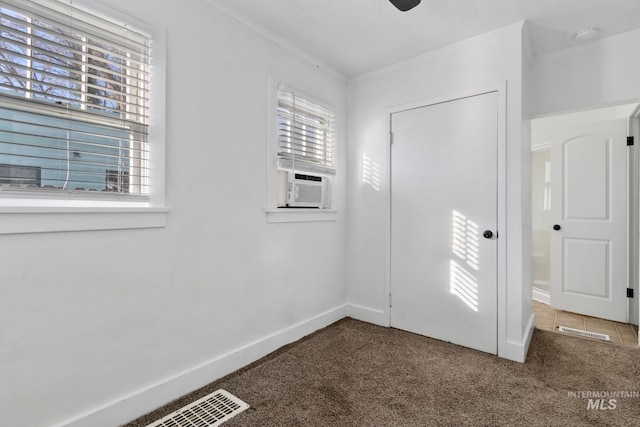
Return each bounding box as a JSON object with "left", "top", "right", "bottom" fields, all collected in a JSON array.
[
  {"left": 0, "top": 0, "right": 151, "bottom": 197},
  {"left": 276, "top": 86, "right": 336, "bottom": 209}
]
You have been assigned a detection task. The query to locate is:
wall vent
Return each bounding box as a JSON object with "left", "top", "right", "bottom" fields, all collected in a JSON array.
[
  {"left": 146, "top": 389, "right": 249, "bottom": 427},
  {"left": 558, "top": 326, "right": 610, "bottom": 341}
]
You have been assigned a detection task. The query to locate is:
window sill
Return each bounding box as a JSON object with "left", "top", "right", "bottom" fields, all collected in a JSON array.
[
  {"left": 265, "top": 208, "right": 338, "bottom": 223},
  {"left": 0, "top": 207, "right": 170, "bottom": 235}
]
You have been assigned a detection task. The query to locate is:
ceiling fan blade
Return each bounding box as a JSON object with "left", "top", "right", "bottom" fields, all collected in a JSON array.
[{"left": 388, "top": 0, "right": 421, "bottom": 12}]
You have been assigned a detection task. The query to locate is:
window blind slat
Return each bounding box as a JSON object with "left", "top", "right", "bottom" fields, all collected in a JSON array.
[
  {"left": 2, "top": 0, "right": 151, "bottom": 49},
  {"left": 0, "top": 95, "right": 148, "bottom": 129},
  {"left": 277, "top": 129, "right": 333, "bottom": 148},
  {"left": 277, "top": 144, "right": 335, "bottom": 158},
  {"left": 0, "top": 37, "right": 150, "bottom": 86},
  {"left": 278, "top": 120, "right": 333, "bottom": 134},
  {"left": 277, "top": 136, "right": 333, "bottom": 151},
  {"left": 0, "top": 166, "right": 148, "bottom": 183},
  {"left": 0, "top": 67, "right": 150, "bottom": 114},
  {"left": 1, "top": 18, "right": 151, "bottom": 68},
  {"left": 0, "top": 106, "right": 146, "bottom": 145},
  {"left": 0, "top": 153, "right": 142, "bottom": 174},
  {"left": 0, "top": 134, "right": 148, "bottom": 158}
]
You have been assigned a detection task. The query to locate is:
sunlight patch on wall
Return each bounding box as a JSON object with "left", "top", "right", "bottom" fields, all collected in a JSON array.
[
  {"left": 362, "top": 152, "right": 381, "bottom": 191},
  {"left": 544, "top": 160, "right": 551, "bottom": 211}
]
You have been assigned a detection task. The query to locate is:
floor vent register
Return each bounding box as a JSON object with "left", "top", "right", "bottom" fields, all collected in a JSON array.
[
  {"left": 146, "top": 389, "right": 249, "bottom": 427},
  {"left": 558, "top": 326, "right": 610, "bottom": 341}
]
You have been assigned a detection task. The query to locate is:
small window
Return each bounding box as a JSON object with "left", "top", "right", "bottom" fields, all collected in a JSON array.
[
  {"left": 0, "top": 0, "right": 151, "bottom": 198},
  {"left": 105, "top": 169, "right": 129, "bottom": 193},
  {"left": 276, "top": 86, "right": 336, "bottom": 208},
  {"left": 0, "top": 163, "right": 41, "bottom": 187}
]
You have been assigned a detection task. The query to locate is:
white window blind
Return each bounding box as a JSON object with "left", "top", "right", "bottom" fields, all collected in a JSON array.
[
  {"left": 0, "top": 0, "right": 151, "bottom": 196},
  {"left": 277, "top": 87, "right": 336, "bottom": 175}
]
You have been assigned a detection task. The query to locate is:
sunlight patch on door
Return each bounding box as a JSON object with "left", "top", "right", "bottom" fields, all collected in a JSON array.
[
  {"left": 450, "top": 260, "right": 479, "bottom": 312},
  {"left": 452, "top": 210, "right": 480, "bottom": 270},
  {"left": 451, "top": 210, "right": 480, "bottom": 312}
]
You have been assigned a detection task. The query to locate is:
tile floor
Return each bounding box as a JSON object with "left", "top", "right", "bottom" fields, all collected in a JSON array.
[{"left": 533, "top": 300, "right": 639, "bottom": 349}]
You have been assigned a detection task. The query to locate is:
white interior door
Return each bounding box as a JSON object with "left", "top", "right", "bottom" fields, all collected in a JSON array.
[
  {"left": 390, "top": 92, "right": 498, "bottom": 355},
  {"left": 550, "top": 119, "right": 628, "bottom": 323}
]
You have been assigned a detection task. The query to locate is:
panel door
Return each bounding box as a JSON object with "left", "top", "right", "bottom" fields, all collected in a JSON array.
[
  {"left": 390, "top": 92, "right": 498, "bottom": 354},
  {"left": 550, "top": 119, "right": 628, "bottom": 322}
]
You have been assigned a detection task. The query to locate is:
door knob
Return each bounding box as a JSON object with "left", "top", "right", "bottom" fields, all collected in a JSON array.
[
  {"left": 483, "top": 230, "right": 494, "bottom": 239},
  {"left": 553, "top": 224, "right": 561, "bottom": 231}
]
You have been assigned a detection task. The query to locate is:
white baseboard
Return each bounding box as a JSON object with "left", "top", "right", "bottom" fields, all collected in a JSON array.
[
  {"left": 499, "top": 312, "right": 536, "bottom": 363},
  {"left": 58, "top": 304, "right": 348, "bottom": 427},
  {"left": 56, "top": 301, "right": 538, "bottom": 425},
  {"left": 532, "top": 287, "right": 550, "bottom": 305},
  {"left": 522, "top": 312, "right": 536, "bottom": 361},
  {"left": 348, "top": 303, "right": 538, "bottom": 363},
  {"left": 347, "top": 303, "right": 388, "bottom": 326}
]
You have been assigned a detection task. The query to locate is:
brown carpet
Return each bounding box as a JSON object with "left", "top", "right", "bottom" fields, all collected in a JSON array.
[{"left": 125, "top": 318, "right": 640, "bottom": 427}]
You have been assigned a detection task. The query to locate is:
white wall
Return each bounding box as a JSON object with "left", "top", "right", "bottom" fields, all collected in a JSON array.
[
  {"left": 346, "top": 22, "right": 534, "bottom": 362},
  {"left": 531, "top": 149, "right": 551, "bottom": 287},
  {"left": 521, "top": 24, "right": 534, "bottom": 341},
  {"left": 0, "top": 1, "right": 348, "bottom": 426},
  {"left": 531, "top": 28, "right": 640, "bottom": 117}
]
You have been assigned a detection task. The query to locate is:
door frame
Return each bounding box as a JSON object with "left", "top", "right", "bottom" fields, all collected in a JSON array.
[
  {"left": 631, "top": 109, "right": 640, "bottom": 327},
  {"left": 386, "top": 82, "right": 508, "bottom": 355}
]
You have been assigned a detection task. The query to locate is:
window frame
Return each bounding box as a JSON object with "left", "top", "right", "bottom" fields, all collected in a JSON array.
[
  {"left": 0, "top": 0, "right": 151, "bottom": 199},
  {"left": 0, "top": 0, "right": 168, "bottom": 234},
  {"left": 265, "top": 80, "right": 338, "bottom": 223}
]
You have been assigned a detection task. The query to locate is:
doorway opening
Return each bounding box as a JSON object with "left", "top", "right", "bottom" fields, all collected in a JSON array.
[{"left": 531, "top": 102, "right": 640, "bottom": 346}]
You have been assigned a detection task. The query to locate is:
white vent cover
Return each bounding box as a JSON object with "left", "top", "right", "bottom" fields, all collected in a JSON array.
[
  {"left": 146, "top": 389, "right": 249, "bottom": 427},
  {"left": 558, "top": 326, "right": 610, "bottom": 341}
]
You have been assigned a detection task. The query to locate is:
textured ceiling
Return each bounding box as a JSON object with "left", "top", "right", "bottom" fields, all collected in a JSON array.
[{"left": 208, "top": 0, "right": 640, "bottom": 77}]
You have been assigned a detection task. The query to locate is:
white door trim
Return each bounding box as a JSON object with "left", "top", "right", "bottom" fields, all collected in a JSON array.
[
  {"left": 385, "top": 82, "right": 508, "bottom": 355},
  {"left": 631, "top": 115, "right": 640, "bottom": 328}
]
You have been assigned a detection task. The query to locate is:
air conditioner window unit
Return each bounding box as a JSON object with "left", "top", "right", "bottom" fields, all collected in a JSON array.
[{"left": 279, "top": 171, "right": 328, "bottom": 208}]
